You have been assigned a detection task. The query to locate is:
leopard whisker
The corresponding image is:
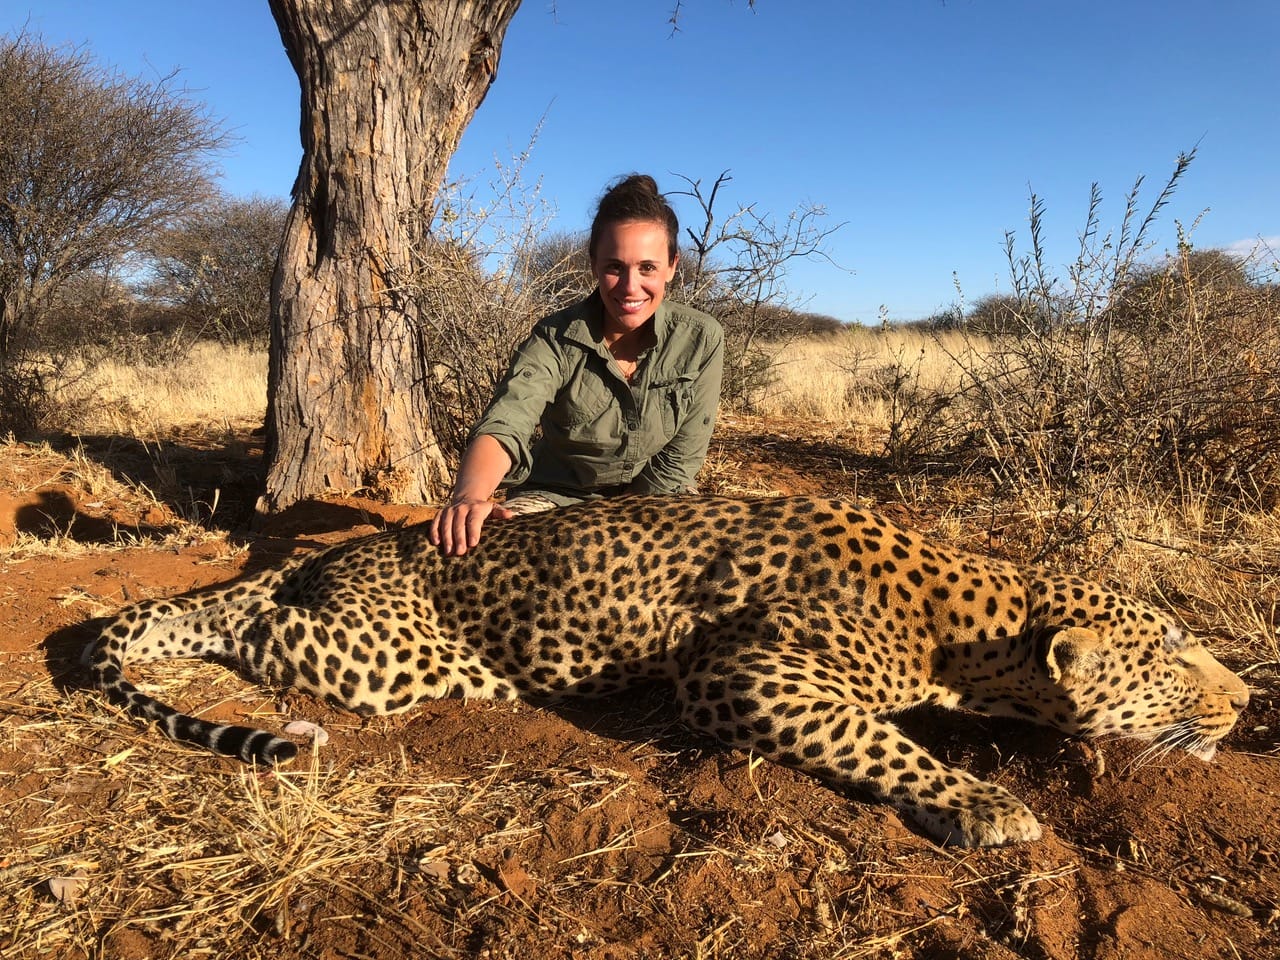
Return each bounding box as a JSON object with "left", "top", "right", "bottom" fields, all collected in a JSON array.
[
  {"left": 1128, "top": 737, "right": 1178, "bottom": 772},
  {"left": 1126, "top": 720, "right": 1218, "bottom": 771}
]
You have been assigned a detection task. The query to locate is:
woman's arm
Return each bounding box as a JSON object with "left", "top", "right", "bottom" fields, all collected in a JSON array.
[
  {"left": 428, "top": 434, "right": 515, "bottom": 556},
  {"left": 430, "top": 318, "right": 567, "bottom": 555},
  {"left": 631, "top": 327, "right": 724, "bottom": 493}
]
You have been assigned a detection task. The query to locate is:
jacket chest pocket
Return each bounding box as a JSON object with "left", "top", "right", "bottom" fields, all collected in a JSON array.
[
  {"left": 557, "top": 365, "right": 614, "bottom": 428},
  {"left": 652, "top": 376, "right": 694, "bottom": 438},
  {"left": 549, "top": 366, "right": 623, "bottom": 456}
]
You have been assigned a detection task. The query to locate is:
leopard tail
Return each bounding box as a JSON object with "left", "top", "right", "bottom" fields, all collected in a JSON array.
[{"left": 85, "top": 598, "right": 298, "bottom": 765}]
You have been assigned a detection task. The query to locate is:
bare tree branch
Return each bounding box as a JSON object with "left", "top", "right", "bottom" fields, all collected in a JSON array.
[{"left": 0, "top": 33, "right": 225, "bottom": 360}]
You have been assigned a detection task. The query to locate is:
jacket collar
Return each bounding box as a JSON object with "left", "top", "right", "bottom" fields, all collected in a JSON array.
[{"left": 564, "top": 290, "right": 673, "bottom": 353}]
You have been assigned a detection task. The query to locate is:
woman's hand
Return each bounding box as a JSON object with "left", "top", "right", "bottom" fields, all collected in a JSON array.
[
  {"left": 428, "top": 498, "right": 514, "bottom": 556},
  {"left": 430, "top": 435, "right": 516, "bottom": 556}
]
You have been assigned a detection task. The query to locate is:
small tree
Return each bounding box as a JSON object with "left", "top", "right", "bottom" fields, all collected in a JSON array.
[
  {"left": 0, "top": 32, "right": 224, "bottom": 361},
  {"left": 409, "top": 161, "right": 570, "bottom": 462},
  {"left": 517, "top": 229, "right": 595, "bottom": 307},
  {"left": 144, "top": 194, "right": 288, "bottom": 346},
  {"left": 672, "top": 170, "right": 845, "bottom": 409}
]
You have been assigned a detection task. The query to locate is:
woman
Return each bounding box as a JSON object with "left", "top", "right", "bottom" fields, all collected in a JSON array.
[{"left": 429, "top": 173, "right": 724, "bottom": 556}]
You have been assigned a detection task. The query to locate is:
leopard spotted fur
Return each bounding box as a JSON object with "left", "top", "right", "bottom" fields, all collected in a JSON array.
[{"left": 84, "top": 496, "right": 1249, "bottom": 847}]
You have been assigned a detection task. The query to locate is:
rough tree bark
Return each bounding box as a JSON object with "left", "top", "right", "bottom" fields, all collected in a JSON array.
[{"left": 261, "top": 0, "right": 522, "bottom": 514}]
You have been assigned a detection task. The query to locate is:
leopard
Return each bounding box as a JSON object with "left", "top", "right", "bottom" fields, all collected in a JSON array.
[{"left": 83, "top": 495, "right": 1249, "bottom": 848}]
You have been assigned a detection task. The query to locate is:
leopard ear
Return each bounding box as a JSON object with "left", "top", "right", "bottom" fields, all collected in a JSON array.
[{"left": 1044, "top": 627, "right": 1105, "bottom": 682}]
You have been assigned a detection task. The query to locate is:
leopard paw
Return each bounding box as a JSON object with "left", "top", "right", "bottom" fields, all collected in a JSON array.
[{"left": 912, "top": 784, "right": 1043, "bottom": 847}]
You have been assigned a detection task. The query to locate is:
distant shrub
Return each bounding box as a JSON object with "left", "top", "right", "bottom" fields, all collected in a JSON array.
[
  {"left": 667, "top": 171, "right": 845, "bottom": 411},
  {"left": 142, "top": 194, "right": 288, "bottom": 347},
  {"left": 964, "top": 293, "right": 1031, "bottom": 335},
  {"left": 946, "top": 151, "right": 1280, "bottom": 558},
  {"left": 1107, "top": 247, "right": 1253, "bottom": 335}
]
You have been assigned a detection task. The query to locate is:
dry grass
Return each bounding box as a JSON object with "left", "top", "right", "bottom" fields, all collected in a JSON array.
[
  {"left": 752, "top": 327, "right": 980, "bottom": 426},
  {"left": 51, "top": 342, "right": 267, "bottom": 436},
  {"left": 4, "top": 680, "right": 466, "bottom": 957},
  {"left": 0, "top": 440, "right": 227, "bottom": 561},
  {"left": 0, "top": 674, "right": 1024, "bottom": 960},
  {"left": 47, "top": 327, "right": 979, "bottom": 442},
  {"left": 1100, "top": 493, "right": 1280, "bottom": 664}
]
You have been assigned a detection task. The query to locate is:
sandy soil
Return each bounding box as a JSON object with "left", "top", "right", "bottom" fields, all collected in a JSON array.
[{"left": 1, "top": 426, "right": 1277, "bottom": 959}]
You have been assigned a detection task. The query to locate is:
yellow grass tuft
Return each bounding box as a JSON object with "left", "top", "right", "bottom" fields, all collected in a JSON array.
[
  {"left": 53, "top": 341, "right": 267, "bottom": 436},
  {"left": 752, "top": 327, "right": 980, "bottom": 426}
]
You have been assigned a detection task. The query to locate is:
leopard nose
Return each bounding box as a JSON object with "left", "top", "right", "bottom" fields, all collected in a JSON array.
[{"left": 1231, "top": 687, "right": 1251, "bottom": 711}]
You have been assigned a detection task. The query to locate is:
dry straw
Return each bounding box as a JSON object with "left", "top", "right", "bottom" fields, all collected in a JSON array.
[{"left": 1, "top": 671, "right": 1024, "bottom": 960}]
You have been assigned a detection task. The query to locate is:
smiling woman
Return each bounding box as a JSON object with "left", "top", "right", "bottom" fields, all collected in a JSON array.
[{"left": 428, "top": 174, "right": 725, "bottom": 557}]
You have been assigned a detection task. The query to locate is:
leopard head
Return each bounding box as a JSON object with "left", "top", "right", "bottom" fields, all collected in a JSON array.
[{"left": 1039, "top": 617, "right": 1249, "bottom": 760}]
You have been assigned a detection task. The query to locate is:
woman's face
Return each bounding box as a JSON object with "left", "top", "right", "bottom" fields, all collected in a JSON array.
[{"left": 590, "top": 219, "right": 678, "bottom": 340}]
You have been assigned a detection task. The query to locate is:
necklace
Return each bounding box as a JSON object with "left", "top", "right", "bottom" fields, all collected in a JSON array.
[
  {"left": 606, "top": 326, "right": 652, "bottom": 384},
  {"left": 615, "top": 356, "right": 638, "bottom": 382}
]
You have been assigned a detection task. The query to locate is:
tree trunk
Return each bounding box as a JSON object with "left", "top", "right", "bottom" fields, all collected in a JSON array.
[{"left": 261, "top": 0, "right": 521, "bottom": 514}]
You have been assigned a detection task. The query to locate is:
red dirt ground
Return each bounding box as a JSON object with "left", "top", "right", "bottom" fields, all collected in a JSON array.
[{"left": 1, "top": 426, "right": 1277, "bottom": 959}]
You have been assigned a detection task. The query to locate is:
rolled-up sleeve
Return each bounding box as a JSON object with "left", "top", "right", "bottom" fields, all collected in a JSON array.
[{"left": 469, "top": 325, "right": 562, "bottom": 488}]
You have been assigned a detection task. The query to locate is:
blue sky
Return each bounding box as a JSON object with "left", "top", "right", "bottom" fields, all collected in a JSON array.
[{"left": 11, "top": 0, "right": 1279, "bottom": 323}]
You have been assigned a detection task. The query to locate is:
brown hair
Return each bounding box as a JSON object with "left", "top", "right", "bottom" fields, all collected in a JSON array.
[{"left": 588, "top": 173, "right": 679, "bottom": 263}]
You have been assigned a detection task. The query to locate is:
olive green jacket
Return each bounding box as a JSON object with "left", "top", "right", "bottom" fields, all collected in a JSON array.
[{"left": 471, "top": 292, "right": 724, "bottom": 504}]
